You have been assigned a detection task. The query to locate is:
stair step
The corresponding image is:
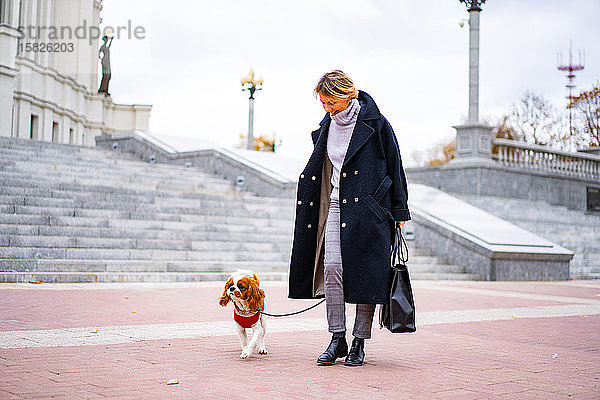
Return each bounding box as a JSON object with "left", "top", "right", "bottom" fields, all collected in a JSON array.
[
  {"left": 0, "top": 270, "right": 484, "bottom": 283},
  {"left": 0, "top": 184, "right": 294, "bottom": 213},
  {"left": 407, "top": 264, "right": 465, "bottom": 273},
  {"left": 407, "top": 256, "right": 449, "bottom": 265},
  {"left": 0, "top": 174, "right": 235, "bottom": 198},
  {"left": 1, "top": 204, "right": 294, "bottom": 224},
  {"left": 0, "top": 222, "right": 292, "bottom": 238},
  {"left": 0, "top": 271, "right": 289, "bottom": 283},
  {"left": 0, "top": 221, "right": 292, "bottom": 243},
  {"left": 0, "top": 259, "right": 289, "bottom": 273},
  {"left": 570, "top": 273, "right": 600, "bottom": 280},
  {"left": 0, "top": 246, "right": 290, "bottom": 261},
  {"left": 408, "top": 272, "right": 483, "bottom": 281}
]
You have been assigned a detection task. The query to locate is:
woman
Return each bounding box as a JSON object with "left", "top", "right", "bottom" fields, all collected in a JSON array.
[{"left": 289, "top": 70, "right": 410, "bottom": 366}]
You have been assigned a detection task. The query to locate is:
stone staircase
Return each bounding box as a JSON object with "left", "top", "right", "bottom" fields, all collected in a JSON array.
[
  {"left": 456, "top": 193, "right": 600, "bottom": 279},
  {"left": 0, "top": 137, "right": 478, "bottom": 282}
]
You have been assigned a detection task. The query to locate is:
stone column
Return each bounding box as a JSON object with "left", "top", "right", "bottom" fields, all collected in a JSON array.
[
  {"left": 0, "top": 0, "right": 20, "bottom": 137},
  {"left": 452, "top": 1, "right": 493, "bottom": 164},
  {"left": 468, "top": 9, "right": 480, "bottom": 123}
]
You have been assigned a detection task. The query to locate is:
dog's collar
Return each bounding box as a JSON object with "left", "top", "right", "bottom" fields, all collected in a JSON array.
[{"left": 234, "top": 303, "right": 259, "bottom": 318}]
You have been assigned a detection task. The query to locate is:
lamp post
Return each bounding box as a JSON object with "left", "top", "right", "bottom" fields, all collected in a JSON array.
[
  {"left": 241, "top": 69, "right": 263, "bottom": 150},
  {"left": 452, "top": 0, "right": 493, "bottom": 164},
  {"left": 461, "top": 0, "right": 485, "bottom": 123}
]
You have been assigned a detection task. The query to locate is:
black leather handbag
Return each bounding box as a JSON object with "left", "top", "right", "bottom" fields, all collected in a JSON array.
[{"left": 379, "top": 226, "right": 416, "bottom": 333}]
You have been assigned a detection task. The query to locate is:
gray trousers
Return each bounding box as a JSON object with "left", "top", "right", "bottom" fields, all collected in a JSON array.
[{"left": 324, "top": 199, "right": 376, "bottom": 339}]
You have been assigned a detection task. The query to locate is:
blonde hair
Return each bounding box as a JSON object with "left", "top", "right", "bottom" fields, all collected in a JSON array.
[{"left": 314, "top": 70, "right": 358, "bottom": 100}]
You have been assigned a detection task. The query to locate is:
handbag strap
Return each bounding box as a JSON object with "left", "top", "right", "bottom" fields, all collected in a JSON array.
[{"left": 391, "top": 226, "right": 409, "bottom": 265}]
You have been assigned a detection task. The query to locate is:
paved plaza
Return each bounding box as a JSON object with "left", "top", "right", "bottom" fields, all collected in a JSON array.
[{"left": 0, "top": 280, "right": 599, "bottom": 399}]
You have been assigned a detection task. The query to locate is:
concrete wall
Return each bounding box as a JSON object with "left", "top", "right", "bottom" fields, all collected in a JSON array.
[
  {"left": 406, "top": 163, "right": 599, "bottom": 212},
  {"left": 412, "top": 212, "right": 571, "bottom": 281},
  {"left": 96, "top": 133, "right": 297, "bottom": 198}
]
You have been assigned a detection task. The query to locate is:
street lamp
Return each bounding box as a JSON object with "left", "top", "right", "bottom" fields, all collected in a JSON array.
[
  {"left": 452, "top": 0, "right": 493, "bottom": 164},
  {"left": 241, "top": 69, "right": 264, "bottom": 150}
]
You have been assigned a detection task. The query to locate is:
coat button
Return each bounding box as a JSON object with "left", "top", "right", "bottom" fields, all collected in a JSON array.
[
  {"left": 354, "top": 170, "right": 358, "bottom": 175},
  {"left": 311, "top": 176, "right": 316, "bottom": 180},
  {"left": 342, "top": 172, "right": 347, "bottom": 178},
  {"left": 309, "top": 201, "right": 314, "bottom": 206},
  {"left": 341, "top": 223, "right": 346, "bottom": 228},
  {"left": 307, "top": 224, "right": 312, "bottom": 229},
  {"left": 300, "top": 174, "right": 304, "bottom": 179},
  {"left": 354, "top": 197, "right": 359, "bottom": 202},
  {"left": 297, "top": 200, "right": 302, "bottom": 205},
  {"left": 342, "top": 199, "right": 347, "bottom": 204}
]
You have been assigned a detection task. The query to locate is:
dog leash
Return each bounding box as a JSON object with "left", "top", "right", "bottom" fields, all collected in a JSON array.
[{"left": 254, "top": 298, "right": 326, "bottom": 318}]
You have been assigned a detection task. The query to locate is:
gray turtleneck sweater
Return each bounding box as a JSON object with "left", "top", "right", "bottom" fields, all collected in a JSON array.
[{"left": 327, "top": 98, "right": 361, "bottom": 201}]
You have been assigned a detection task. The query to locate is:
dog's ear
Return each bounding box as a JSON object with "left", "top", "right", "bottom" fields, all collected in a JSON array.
[
  {"left": 245, "top": 276, "right": 265, "bottom": 312},
  {"left": 219, "top": 278, "right": 233, "bottom": 307}
]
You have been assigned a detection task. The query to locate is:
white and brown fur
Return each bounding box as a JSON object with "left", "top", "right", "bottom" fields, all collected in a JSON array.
[{"left": 219, "top": 269, "right": 267, "bottom": 358}]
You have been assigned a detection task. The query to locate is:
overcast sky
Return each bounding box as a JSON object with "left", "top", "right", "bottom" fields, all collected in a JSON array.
[{"left": 100, "top": 0, "right": 599, "bottom": 165}]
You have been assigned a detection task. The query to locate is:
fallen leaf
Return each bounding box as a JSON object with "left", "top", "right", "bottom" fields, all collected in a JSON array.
[
  {"left": 29, "top": 280, "right": 44, "bottom": 284},
  {"left": 124, "top": 297, "right": 129, "bottom": 299},
  {"left": 511, "top": 316, "right": 518, "bottom": 319},
  {"left": 166, "top": 379, "right": 179, "bottom": 385},
  {"left": 131, "top": 311, "right": 136, "bottom": 314}
]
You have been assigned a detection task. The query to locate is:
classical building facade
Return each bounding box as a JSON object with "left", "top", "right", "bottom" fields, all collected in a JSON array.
[{"left": 0, "top": 0, "right": 150, "bottom": 146}]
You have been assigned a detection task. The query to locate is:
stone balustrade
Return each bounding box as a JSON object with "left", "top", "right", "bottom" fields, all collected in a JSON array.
[{"left": 493, "top": 139, "right": 600, "bottom": 180}]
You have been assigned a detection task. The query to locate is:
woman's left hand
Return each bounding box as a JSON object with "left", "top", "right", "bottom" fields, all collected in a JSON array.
[{"left": 395, "top": 221, "right": 406, "bottom": 230}]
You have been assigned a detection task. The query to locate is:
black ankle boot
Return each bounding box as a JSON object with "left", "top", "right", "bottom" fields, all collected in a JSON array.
[
  {"left": 317, "top": 334, "right": 348, "bottom": 365},
  {"left": 344, "top": 337, "right": 365, "bottom": 366}
]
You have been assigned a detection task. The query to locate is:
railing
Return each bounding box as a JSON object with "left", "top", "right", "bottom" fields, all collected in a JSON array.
[{"left": 493, "top": 139, "right": 600, "bottom": 180}]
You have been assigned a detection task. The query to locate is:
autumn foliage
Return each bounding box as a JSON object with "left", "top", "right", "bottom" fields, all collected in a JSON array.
[
  {"left": 428, "top": 140, "right": 455, "bottom": 165},
  {"left": 237, "top": 134, "right": 280, "bottom": 152},
  {"left": 568, "top": 84, "right": 600, "bottom": 147}
]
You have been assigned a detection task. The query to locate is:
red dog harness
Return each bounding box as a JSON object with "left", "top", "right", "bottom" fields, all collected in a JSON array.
[{"left": 234, "top": 303, "right": 264, "bottom": 329}]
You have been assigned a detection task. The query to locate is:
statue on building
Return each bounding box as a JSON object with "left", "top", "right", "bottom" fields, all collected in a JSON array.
[{"left": 98, "top": 36, "right": 113, "bottom": 95}]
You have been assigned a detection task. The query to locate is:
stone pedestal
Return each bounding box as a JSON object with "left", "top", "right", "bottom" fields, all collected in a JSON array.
[{"left": 451, "top": 123, "right": 494, "bottom": 164}]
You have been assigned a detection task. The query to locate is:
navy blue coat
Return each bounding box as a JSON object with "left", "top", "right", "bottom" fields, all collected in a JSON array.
[{"left": 288, "top": 91, "right": 411, "bottom": 304}]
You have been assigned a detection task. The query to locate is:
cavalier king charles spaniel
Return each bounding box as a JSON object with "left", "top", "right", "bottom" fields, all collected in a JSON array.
[{"left": 219, "top": 269, "right": 267, "bottom": 359}]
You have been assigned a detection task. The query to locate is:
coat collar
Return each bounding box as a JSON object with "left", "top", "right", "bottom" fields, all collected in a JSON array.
[
  {"left": 317, "top": 90, "right": 381, "bottom": 127},
  {"left": 343, "top": 118, "right": 374, "bottom": 167},
  {"left": 312, "top": 90, "right": 381, "bottom": 166}
]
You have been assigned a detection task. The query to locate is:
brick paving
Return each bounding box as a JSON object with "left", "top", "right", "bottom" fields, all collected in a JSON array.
[{"left": 1, "top": 280, "right": 599, "bottom": 399}]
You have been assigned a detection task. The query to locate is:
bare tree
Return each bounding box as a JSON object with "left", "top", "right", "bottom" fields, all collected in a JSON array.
[
  {"left": 509, "top": 91, "right": 560, "bottom": 147},
  {"left": 494, "top": 115, "right": 517, "bottom": 140},
  {"left": 569, "top": 83, "right": 600, "bottom": 147}
]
